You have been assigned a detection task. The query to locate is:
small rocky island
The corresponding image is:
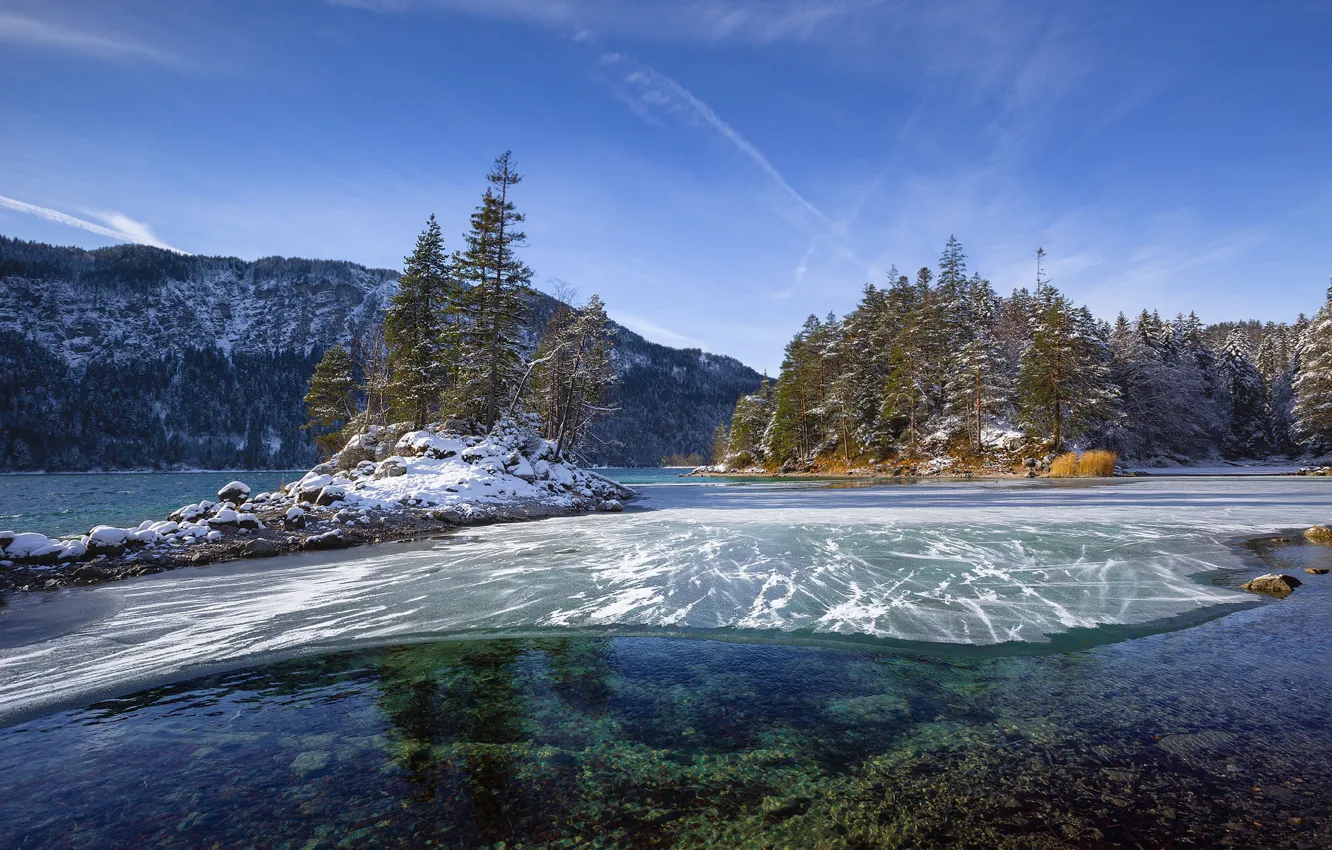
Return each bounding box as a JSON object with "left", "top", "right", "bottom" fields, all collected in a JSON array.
[{"left": 0, "top": 418, "right": 632, "bottom": 592}]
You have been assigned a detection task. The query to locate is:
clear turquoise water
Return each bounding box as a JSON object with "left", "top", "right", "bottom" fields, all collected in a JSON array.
[
  {"left": 0, "top": 471, "right": 299, "bottom": 538},
  {"left": 0, "top": 469, "right": 681, "bottom": 538}
]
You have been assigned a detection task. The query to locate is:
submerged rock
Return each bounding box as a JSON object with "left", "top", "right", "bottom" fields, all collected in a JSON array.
[
  {"left": 1241, "top": 573, "right": 1302, "bottom": 599},
  {"left": 289, "top": 750, "right": 330, "bottom": 776},
  {"left": 1304, "top": 525, "right": 1332, "bottom": 545},
  {"left": 1305, "top": 567, "right": 1330, "bottom": 575}
]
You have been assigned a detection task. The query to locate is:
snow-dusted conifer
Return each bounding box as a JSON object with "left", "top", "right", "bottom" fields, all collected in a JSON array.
[
  {"left": 303, "top": 343, "right": 356, "bottom": 456},
  {"left": 1293, "top": 284, "right": 1332, "bottom": 448},
  {"left": 1017, "top": 283, "right": 1118, "bottom": 451},
  {"left": 531, "top": 294, "right": 617, "bottom": 457},
  {"left": 945, "top": 276, "right": 1005, "bottom": 453},
  {"left": 385, "top": 214, "right": 455, "bottom": 427},
  {"left": 1219, "top": 328, "right": 1270, "bottom": 458},
  {"left": 456, "top": 151, "right": 533, "bottom": 430}
]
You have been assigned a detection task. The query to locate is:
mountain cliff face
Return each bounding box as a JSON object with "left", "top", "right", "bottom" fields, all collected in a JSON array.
[{"left": 0, "top": 236, "right": 760, "bottom": 470}]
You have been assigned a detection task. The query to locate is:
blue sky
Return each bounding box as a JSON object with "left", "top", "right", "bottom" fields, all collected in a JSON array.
[{"left": 1, "top": 0, "right": 1329, "bottom": 372}]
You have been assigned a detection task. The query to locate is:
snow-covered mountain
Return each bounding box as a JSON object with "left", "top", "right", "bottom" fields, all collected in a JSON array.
[
  {"left": 0, "top": 239, "right": 397, "bottom": 364},
  {"left": 0, "top": 236, "right": 760, "bottom": 470}
]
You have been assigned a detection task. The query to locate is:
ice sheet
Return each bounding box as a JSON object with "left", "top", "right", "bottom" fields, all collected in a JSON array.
[{"left": 2, "top": 477, "right": 1329, "bottom": 723}]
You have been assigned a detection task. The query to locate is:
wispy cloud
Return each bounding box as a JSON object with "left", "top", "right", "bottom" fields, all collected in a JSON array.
[
  {"left": 329, "top": 0, "right": 879, "bottom": 46},
  {"left": 606, "top": 54, "right": 831, "bottom": 228},
  {"left": 0, "top": 11, "right": 174, "bottom": 63},
  {"left": 611, "top": 310, "right": 707, "bottom": 349},
  {"left": 0, "top": 195, "right": 182, "bottom": 252}
]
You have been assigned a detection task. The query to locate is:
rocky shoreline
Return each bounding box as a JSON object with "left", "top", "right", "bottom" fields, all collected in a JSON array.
[{"left": 0, "top": 418, "right": 633, "bottom": 594}]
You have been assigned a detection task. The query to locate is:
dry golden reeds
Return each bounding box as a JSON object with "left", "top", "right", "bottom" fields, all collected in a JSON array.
[
  {"left": 1077, "top": 449, "right": 1117, "bottom": 477},
  {"left": 1048, "top": 449, "right": 1117, "bottom": 478},
  {"left": 1049, "top": 452, "right": 1080, "bottom": 478}
]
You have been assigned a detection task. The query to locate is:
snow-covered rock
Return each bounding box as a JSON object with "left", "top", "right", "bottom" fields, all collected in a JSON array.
[
  {"left": 217, "top": 481, "right": 251, "bottom": 503},
  {"left": 275, "top": 417, "right": 633, "bottom": 522},
  {"left": 170, "top": 503, "right": 209, "bottom": 523},
  {"left": 209, "top": 508, "right": 239, "bottom": 527},
  {"left": 375, "top": 456, "right": 408, "bottom": 479},
  {"left": 510, "top": 456, "right": 536, "bottom": 482},
  {"left": 399, "top": 431, "right": 465, "bottom": 459},
  {"left": 597, "top": 499, "right": 624, "bottom": 512},
  {"left": 315, "top": 485, "right": 347, "bottom": 506},
  {"left": 333, "top": 433, "right": 379, "bottom": 470},
  {"left": 296, "top": 474, "right": 333, "bottom": 502},
  {"left": 5, "top": 532, "right": 62, "bottom": 561},
  {"left": 88, "top": 526, "right": 131, "bottom": 546}
]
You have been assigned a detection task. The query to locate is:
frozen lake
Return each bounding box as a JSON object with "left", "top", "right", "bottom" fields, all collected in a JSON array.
[{"left": 1, "top": 476, "right": 1329, "bottom": 724}]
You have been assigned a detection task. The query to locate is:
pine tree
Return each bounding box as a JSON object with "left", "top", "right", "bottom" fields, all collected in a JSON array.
[
  {"left": 456, "top": 151, "right": 533, "bottom": 430},
  {"left": 840, "top": 282, "right": 894, "bottom": 451},
  {"left": 530, "top": 294, "right": 616, "bottom": 457},
  {"left": 352, "top": 323, "right": 392, "bottom": 428},
  {"left": 303, "top": 343, "right": 356, "bottom": 456},
  {"left": 881, "top": 340, "right": 926, "bottom": 456},
  {"left": 1017, "top": 284, "right": 1118, "bottom": 451},
  {"left": 1293, "top": 283, "right": 1332, "bottom": 448},
  {"left": 765, "top": 317, "right": 823, "bottom": 465},
  {"left": 709, "top": 423, "right": 730, "bottom": 465},
  {"left": 1219, "top": 328, "right": 1271, "bottom": 458},
  {"left": 945, "top": 277, "right": 1005, "bottom": 453},
  {"left": 1109, "top": 313, "right": 1214, "bottom": 458},
  {"left": 725, "top": 377, "right": 774, "bottom": 466},
  {"left": 384, "top": 214, "right": 455, "bottom": 427}
]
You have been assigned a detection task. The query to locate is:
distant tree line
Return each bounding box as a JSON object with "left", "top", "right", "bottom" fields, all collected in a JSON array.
[
  {"left": 716, "top": 236, "right": 1331, "bottom": 469},
  {"left": 303, "top": 152, "right": 617, "bottom": 458}
]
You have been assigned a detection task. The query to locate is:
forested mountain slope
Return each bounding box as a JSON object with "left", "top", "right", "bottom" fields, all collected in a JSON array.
[{"left": 0, "top": 236, "right": 760, "bottom": 470}]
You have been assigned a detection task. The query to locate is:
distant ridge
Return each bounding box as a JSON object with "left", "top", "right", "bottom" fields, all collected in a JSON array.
[{"left": 0, "top": 235, "right": 761, "bottom": 470}]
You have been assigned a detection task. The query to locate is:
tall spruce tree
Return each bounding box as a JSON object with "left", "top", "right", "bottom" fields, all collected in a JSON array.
[
  {"left": 456, "top": 151, "right": 533, "bottom": 430},
  {"left": 1219, "top": 328, "right": 1270, "bottom": 458},
  {"left": 1017, "top": 285, "right": 1118, "bottom": 451},
  {"left": 384, "top": 214, "right": 455, "bottom": 427},
  {"left": 725, "top": 377, "right": 774, "bottom": 466},
  {"left": 945, "top": 276, "right": 1005, "bottom": 453},
  {"left": 303, "top": 343, "right": 356, "bottom": 456},
  {"left": 1293, "top": 284, "right": 1332, "bottom": 448},
  {"left": 765, "top": 316, "right": 823, "bottom": 465}
]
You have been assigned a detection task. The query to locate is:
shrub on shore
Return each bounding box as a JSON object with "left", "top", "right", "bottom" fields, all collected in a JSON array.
[
  {"left": 1078, "top": 450, "right": 1117, "bottom": 477},
  {"left": 1050, "top": 452, "right": 1080, "bottom": 477},
  {"left": 1050, "top": 450, "right": 1117, "bottom": 478}
]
